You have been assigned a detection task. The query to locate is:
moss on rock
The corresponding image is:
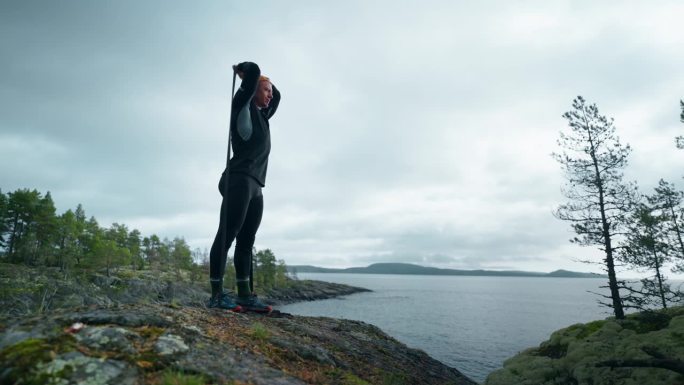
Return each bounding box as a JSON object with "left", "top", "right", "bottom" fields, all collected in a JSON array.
[{"left": 486, "top": 306, "right": 684, "bottom": 385}]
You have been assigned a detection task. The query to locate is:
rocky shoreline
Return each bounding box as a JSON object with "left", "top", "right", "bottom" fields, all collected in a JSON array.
[
  {"left": 265, "top": 279, "right": 371, "bottom": 305},
  {"left": 0, "top": 263, "right": 475, "bottom": 384}
]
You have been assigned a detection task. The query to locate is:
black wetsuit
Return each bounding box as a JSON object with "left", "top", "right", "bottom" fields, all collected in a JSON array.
[{"left": 209, "top": 62, "right": 280, "bottom": 296}]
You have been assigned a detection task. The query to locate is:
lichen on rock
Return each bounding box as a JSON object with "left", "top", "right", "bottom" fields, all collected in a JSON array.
[
  {"left": 154, "top": 334, "right": 189, "bottom": 356},
  {"left": 75, "top": 326, "right": 140, "bottom": 354},
  {"left": 35, "top": 351, "right": 138, "bottom": 385},
  {"left": 486, "top": 306, "right": 684, "bottom": 385}
]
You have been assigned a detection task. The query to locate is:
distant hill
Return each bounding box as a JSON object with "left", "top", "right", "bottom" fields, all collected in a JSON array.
[{"left": 288, "top": 263, "right": 606, "bottom": 278}]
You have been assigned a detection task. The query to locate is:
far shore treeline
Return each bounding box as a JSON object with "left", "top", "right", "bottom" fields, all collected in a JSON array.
[{"left": 0, "top": 189, "right": 288, "bottom": 291}]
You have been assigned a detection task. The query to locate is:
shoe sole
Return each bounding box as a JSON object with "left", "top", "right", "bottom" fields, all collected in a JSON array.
[
  {"left": 208, "top": 305, "right": 243, "bottom": 312},
  {"left": 241, "top": 306, "right": 273, "bottom": 314}
]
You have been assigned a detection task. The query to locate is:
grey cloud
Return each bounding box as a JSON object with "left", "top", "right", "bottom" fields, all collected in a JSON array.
[{"left": 2, "top": 0, "right": 683, "bottom": 277}]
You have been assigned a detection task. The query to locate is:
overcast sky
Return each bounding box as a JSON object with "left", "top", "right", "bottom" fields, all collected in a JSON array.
[{"left": 2, "top": 1, "right": 683, "bottom": 277}]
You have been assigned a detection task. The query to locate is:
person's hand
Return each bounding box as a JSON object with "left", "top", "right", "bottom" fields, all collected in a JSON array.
[{"left": 232, "top": 65, "right": 244, "bottom": 79}]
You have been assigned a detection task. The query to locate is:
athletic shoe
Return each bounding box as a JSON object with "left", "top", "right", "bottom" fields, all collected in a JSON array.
[
  {"left": 236, "top": 294, "right": 272, "bottom": 314},
  {"left": 207, "top": 292, "right": 243, "bottom": 312}
]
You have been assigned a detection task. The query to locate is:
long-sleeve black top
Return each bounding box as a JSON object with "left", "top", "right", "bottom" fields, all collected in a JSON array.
[{"left": 228, "top": 62, "right": 281, "bottom": 187}]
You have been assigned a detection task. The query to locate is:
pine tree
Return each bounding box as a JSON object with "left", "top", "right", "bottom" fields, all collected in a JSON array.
[
  {"left": 255, "top": 249, "right": 277, "bottom": 290},
  {"left": 0, "top": 189, "right": 8, "bottom": 252},
  {"left": 73, "top": 204, "right": 87, "bottom": 265},
  {"left": 275, "top": 259, "right": 289, "bottom": 287},
  {"left": 127, "top": 229, "right": 143, "bottom": 269},
  {"left": 34, "top": 192, "right": 58, "bottom": 265},
  {"left": 81, "top": 216, "right": 101, "bottom": 267},
  {"left": 649, "top": 179, "right": 684, "bottom": 272},
  {"left": 170, "top": 237, "right": 193, "bottom": 279},
  {"left": 553, "top": 96, "right": 637, "bottom": 319},
  {"left": 677, "top": 100, "right": 684, "bottom": 149},
  {"left": 103, "top": 225, "right": 132, "bottom": 273},
  {"left": 6, "top": 189, "right": 44, "bottom": 264},
  {"left": 56, "top": 209, "right": 80, "bottom": 272},
  {"left": 620, "top": 203, "right": 678, "bottom": 310}
]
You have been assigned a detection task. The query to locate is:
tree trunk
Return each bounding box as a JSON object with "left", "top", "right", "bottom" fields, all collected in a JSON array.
[
  {"left": 589, "top": 129, "right": 624, "bottom": 319},
  {"left": 667, "top": 201, "right": 684, "bottom": 258},
  {"left": 604, "top": 243, "right": 624, "bottom": 319},
  {"left": 653, "top": 250, "right": 667, "bottom": 309},
  {"left": 7, "top": 212, "right": 19, "bottom": 256}
]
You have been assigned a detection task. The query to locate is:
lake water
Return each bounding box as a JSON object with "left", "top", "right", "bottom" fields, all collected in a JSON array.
[{"left": 277, "top": 273, "right": 616, "bottom": 384}]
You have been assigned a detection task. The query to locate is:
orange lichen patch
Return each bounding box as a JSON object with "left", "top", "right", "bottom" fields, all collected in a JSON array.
[{"left": 136, "top": 360, "right": 154, "bottom": 369}]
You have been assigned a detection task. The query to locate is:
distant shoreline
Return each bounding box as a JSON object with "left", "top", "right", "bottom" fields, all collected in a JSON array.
[{"left": 289, "top": 262, "right": 607, "bottom": 279}]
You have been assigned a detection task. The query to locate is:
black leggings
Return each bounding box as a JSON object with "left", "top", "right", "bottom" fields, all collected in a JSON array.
[{"left": 209, "top": 172, "right": 263, "bottom": 283}]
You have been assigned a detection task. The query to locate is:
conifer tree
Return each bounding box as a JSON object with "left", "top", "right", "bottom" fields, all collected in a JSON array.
[
  {"left": 170, "top": 237, "right": 192, "bottom": 278},
  {"left": 620, "top": 203, "right": 679, "bottom": 309},
  {"left": 255, "top": 249, "right": 277, "bottom": 289},
  {"left": 34, "top": 191, "right": 58, "bottom": 265},
  {"left": 6, "top": 189, "right": 44, "bottom": 263},
  {"left": 0, "top": 189, "right": 8, "bottom": 251},
  {"left": 127, "top": 229, "right": 143, "bottom": 269},
  {"left": 553, "top": 96, "right": 637, "bottom": 319},
  {"left": 649, "top": 179, "right": 684, "bottom": 272},
  {"left": 56, "top": 209, "right": 79, "bottom": 272},
  {"left": 677, "top": 100, "right": 684, "bottom": 149},
  {"left": 73, "top": 204, "right": 87, "bottom": 264}
]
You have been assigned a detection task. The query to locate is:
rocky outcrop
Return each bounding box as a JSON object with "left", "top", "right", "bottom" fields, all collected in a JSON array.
[
  {"left": 485, "top": 306, "right": 684, "bottom": 385},
  {"left": 0, "top": 263, "right": 475, "bottom": 384},
  {"left": 0, "top": 303, "right": 476, "bottom": 384}
]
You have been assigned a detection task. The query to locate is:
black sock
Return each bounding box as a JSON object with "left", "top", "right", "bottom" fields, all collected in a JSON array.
[
  {"left": 210, "top": 279, "right": 223, "bottom": 298},
  {"left": 236, "top": 278, "right": 251, "bottom": 297}
]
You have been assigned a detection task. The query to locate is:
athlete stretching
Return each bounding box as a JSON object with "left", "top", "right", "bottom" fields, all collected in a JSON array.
[{"left": 207, "top": 61, "right": 280, "bottom": 313}]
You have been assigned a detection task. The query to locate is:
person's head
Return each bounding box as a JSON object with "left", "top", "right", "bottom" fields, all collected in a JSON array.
[{"left": 253, "top": 75, "right": 273, "bottom": 108}]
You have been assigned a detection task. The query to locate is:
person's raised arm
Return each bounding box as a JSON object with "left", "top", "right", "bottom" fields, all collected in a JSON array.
[{"left": 232, "top": 61, "right": 260, "bottom": 112}]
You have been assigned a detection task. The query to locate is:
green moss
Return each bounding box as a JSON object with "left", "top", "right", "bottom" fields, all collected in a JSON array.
[
  {"left": 671, "top": 331, "right": 684, "bottom": 345},
  {"left": 380, "top": 371, "right": 410, "bottom": 385},
  {"left": 535, "top": 341, "right": 568, "bottom": 359},
  {"left": 325, "top": 370, "right": 368, "bottom": 385},
  {"left": 343, "top": 372, "right": 371, "bottom": 385},
  {"left": 622, "top": 311, "right": 671, "bottom": 334},
  {"left": 136, "top": 326, "right": 166, "bottom": 340},
  {"left": 249, "top": 322, "right": 270, "bottom": 342},
  {"left": 662, "top": 306, "right": 684, "bottom": 317},
  {"left": 0, "top": 338, "right": 53, "bottom": 368},
  {"left": 575, "top": 320, "right": 606, "bottom": 339},
  {"left": 160, "top": 369, "right": 209, "bottom": 385},
  {"left": 169, "top": 298, "right": 182, "bottom": 309},
  {"left": 0, "top": 335, "right": 77, "bottom": 385}
]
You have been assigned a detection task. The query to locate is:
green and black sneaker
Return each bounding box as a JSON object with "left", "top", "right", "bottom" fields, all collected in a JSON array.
[
  {"left": 236, "top": 294, "right": 272, "bottom": 314},
  {"left": 207, "top": 292, "right": 243, "bottom": 312}
]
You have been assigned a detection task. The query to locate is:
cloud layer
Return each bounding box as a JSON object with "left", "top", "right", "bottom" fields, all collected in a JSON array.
[{"left": 2, "top": 1, "right": 683, "bottom": 276}]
